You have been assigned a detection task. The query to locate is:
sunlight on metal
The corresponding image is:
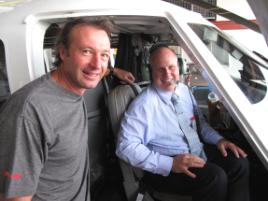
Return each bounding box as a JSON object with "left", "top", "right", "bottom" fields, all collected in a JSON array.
[{"left": 0, "top": 0, "right": 28, "bottom": 7}]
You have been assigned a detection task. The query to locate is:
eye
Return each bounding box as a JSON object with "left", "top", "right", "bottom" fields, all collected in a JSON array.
[
  {"left": 169, "top": 65, "right": 176, "bottom": 70},
  {"left": 82, "top": 49, "right": 93, "bottom": 55},
  {"left": 158, "top": 67, "right": 166, "bottom": 74},
  {"left": 101, "top": 53, "right": 110, "bottom": 61}
]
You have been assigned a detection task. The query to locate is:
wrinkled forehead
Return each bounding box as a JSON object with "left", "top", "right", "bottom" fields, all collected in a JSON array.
[{"left": 68, "top": 25, "right": 111, "bottom": 52}]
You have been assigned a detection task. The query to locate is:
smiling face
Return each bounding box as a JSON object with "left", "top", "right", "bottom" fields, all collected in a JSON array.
[
  {"left": 57, "top": 24, "right": 110, "bottom": 95},
  {"left": 150, "top": 47, "right": 180, "bottom": 92}
]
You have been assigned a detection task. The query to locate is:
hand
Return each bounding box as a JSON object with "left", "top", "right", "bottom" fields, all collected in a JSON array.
[
  {"left": 217, "top": 139, "right": 247, "bottom": 158},
  {"left": 113, "top": 67, "right": 135, "bottom": 84},
  {"left": 171, "top": 154, "right": 206, "bottom": 178}
]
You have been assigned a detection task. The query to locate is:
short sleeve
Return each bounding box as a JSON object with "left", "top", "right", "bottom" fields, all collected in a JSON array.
[{"left": 0, "top": 115, "right": 45, "bottom": 198}]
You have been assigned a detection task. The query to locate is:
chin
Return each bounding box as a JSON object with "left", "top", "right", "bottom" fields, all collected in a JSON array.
[
  {"left": 84, "top": 80, "right": 100, "bottom": 89},
  {"left": 85, "top": 83, "right": 98, "bottom": 89},
  {"left": 164, "top": 84, "right": 176, "bottom": 91}
]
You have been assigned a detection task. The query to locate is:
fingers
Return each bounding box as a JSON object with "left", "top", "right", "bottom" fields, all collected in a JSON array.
[
  {"left": 125, "top": 73, "right": 135, "bottom": 84},
  {"left": 218, "top": 139, "right": 247, "bottom": 158},
  {"left": 172, "top": 154, "right": 205, "bottom": 178},
  {"left": 190, "top": 157, "right": 206, "bottom": 167},
  {"left": 230, "top": 145, "right": 247, "bottom": 158},
  {"left": 186, "top": 155, "right": 206, "bottom": 167},
  {"left": 229, "top": 144, "right": 240, "bottom": 158},
  {"left": 219, "top": 145, "right": 228, "bottom": 157},
  {"left": 113, "top": 67, "right": 135, "bottom": 84},
  {"left": 217, "top": 139, "right": 228, "bottom": 157},
  {"left": 182, "top": 156, "right": 205, "bottom": 178},
  {"left": 237, "top": 147, "right": 247, "bottom": 158},
  {"left": 184, "top": 168, "right": 196, "bottom": 178}
]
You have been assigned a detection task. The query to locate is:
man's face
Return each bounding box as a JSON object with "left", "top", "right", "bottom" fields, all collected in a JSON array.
[
  {"left": 151, "top": 47, "right": 180, "bottom": 91},
  {"left": 59, "top": 24, "right": 110, "bottom": 95}
]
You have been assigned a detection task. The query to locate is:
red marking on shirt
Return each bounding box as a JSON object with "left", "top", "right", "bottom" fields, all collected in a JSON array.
[
  {"left": 11, "top": 173, "right": 23, "bottom": 180},
  {"left": 191, "top": 116, "right": 196, "bottom": 121},
  {"left": 2, "top": 170, "right": 23, "bottom": 181}
]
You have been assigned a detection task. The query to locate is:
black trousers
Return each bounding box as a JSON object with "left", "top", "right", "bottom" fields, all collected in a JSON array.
[{"left": 142, "top": 146, "right": 250, "bottom": 201}]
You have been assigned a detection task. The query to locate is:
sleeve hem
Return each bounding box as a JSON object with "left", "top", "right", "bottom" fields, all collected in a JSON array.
[{"left": 157, "top": 155, "right": 173, "bottom": 176}]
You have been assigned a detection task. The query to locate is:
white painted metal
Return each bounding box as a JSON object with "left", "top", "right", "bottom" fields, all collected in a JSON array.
[{"left": 247, "top": 0, "right": 268, "bottom": 47}]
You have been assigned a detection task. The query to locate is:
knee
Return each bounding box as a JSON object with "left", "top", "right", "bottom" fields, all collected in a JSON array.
[
  {"left": 201, "top": 164, "right": 227, "bottom": 190},
  {"left": 230, "top": 157, "right": 250, "bottom": 179},
  {"left": 211, "top": 165, "right": 228, "bottom": 188},
  {"left": 197, "top": 164, "right": 227, "bottom": 201},
  {"left": 240, "top": 157, "right": 249, "bottom": 171}
]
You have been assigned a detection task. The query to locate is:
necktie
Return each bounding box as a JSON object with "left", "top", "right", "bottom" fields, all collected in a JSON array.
[{"left": 171, "top": 93, "right": 207, "bottom": 160}]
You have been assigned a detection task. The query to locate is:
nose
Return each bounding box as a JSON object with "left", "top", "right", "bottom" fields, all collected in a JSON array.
[
  {"left": 90, "top": 53, "right": 102, "bottom": 69},
  {"left": 163, "top": 68, "right": 171, "bottom": 77}
]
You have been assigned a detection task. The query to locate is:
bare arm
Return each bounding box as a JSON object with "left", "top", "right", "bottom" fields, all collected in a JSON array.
[
  {"left": 105, "top": 67, "right": 135, "bottom": 84},
  {"left": 0, "top": 194, "right": 32, "bottom": 201}
]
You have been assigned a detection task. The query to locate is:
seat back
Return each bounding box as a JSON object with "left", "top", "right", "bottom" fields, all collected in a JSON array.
[
  {"left": 107, "top": 84, "right": 141, "bottom": 137},
  {"left": 107, "top": 83, "right": 146, "bottom": 201}
]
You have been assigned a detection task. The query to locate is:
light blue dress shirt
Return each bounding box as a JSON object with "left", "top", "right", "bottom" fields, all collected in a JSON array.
[{"left": 116, "top": 83, "right": 223, "bottom": 176}]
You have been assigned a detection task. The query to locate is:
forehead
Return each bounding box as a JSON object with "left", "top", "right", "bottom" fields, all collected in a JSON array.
[
  {"left": 153, "top": 47, "right": 176, "bottom": 57},
  {"left": 69, "top": 24, "right": 110, "bottom": 47},
  {"left": 151, "top": 48, "right": 177, "bottom": 67}
]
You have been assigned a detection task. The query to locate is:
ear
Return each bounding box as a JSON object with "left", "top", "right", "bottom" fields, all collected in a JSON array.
[
  {"left": 59, "top": 44, "right": 68, "bottom": 61},
  {"left": 148, "top": 64, "right": 153, "bottom": 82}
]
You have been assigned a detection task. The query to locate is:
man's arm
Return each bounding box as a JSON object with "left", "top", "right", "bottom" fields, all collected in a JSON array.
[
  {"left": 188, "top": 89, "right": 223, "bottom": 144},
  {"left": 105, "top": 67, "right": 135, "bottom": 84},
  {"left": 189, "top": 89, "right": 247, "bottom": 158},
  {"left": 0, "top": 194, "right": 31, "bottom": 201},
  {"left": 116, "top": 101, "right": 173, "bottom": 176}
]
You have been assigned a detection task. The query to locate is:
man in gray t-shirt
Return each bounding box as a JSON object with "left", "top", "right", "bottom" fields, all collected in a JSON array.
[
  {"left": 0, "top": 17, "right": 134, "bottom": 201},
  {"left": 0, "top": 74, "right": 89, "bottom": 200}
]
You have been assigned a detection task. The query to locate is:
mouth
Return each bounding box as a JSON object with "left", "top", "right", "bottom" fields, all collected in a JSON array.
[
  {"left": 82, "top": 70, "right": 100, "bottom": 80},
  {"left": 162, "top": 79, "right": 175, "bottom": 85}
]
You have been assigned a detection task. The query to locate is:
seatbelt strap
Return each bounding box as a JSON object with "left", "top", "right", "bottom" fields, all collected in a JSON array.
[
  {"left": 188, "top": 88, "right": 202, "bottom": 136},
  {"left": 129, "top": 83, "right": 141, "bottom": 96}
]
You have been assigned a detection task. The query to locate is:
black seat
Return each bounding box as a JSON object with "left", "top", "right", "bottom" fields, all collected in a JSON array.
[{"left": 107, "top": 83, "right": 192, "bottom": 201}]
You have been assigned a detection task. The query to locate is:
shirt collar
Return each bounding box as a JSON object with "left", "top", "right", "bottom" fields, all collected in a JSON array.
[{"left": 152, "top": 84, "right": 174, "bottom": 105}]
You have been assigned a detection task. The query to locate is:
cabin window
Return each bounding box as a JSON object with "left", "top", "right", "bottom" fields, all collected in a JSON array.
[
  {"left": 189, "top": 24, "right": 267, "bottom": 104},
  {"left": 0, "top": 40, "right": 10, "bottom": 106},
  {"left": 43, "top": 23, "right": 61, "bottom": 72}
]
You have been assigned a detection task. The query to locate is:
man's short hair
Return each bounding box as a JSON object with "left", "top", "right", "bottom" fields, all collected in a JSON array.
[
  {"left": 149, "top": 44, "right": 176, "bottom": 65},
  {"left": 53, "top": 17, "right": 113, "bottom": 67},
  {"left": 149, "top": 43, "right": 169, "bottom": 55}
]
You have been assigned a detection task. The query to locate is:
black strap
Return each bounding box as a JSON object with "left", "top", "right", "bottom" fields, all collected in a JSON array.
[
  {"left": 188, "top": 87, "right": 202, "bottom": 137},
  {"left": 129, "top": 83, "right": 141, "bottom": 96}
]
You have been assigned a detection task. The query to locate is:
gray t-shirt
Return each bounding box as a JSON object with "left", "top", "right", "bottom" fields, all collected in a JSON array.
[{"left": 0, "top": 73, "right": 89, "bottom": 201}]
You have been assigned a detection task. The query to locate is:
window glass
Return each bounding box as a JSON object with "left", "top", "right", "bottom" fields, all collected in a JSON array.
[
  {"left": 0, "top": 40, "right": 10, "bottom": 105},
  {"left": 43, "top": 23, "right": 60, "bottom": 72},
  {"left": 189, "top": 24, "right": 267, "bottom": 104}
]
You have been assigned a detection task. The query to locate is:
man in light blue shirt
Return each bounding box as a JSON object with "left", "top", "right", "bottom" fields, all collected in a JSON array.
[{"left": 116, "top": 45, "right": 250, "bottom": 201}]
